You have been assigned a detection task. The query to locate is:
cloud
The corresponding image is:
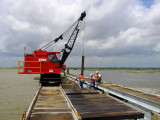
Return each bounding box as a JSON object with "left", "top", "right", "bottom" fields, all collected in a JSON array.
[
  {"left": 7, "top": 15, "right": 30, "bottom": 31},
  {"left": 153, "top": 43, "right": 160, "bottom": 52},
  {"left": 1, "top": 0, "right": 160, "bottom": 67}
]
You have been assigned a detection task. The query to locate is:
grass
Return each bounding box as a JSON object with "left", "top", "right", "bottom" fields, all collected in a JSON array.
[{"left": 34, "top": 77, "right": 40, "bottom": 80}]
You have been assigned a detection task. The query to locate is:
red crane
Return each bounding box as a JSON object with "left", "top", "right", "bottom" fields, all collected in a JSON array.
[{"left": 18, "top": 12, "right": 86, "bottom": 86}]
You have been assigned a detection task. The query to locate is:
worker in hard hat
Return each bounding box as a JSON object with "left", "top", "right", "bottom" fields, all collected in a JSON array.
[
  {"left": 96, "top": 71, "right": 101, "bottom": 83},
  {"left": 67, "top": 68, "right": 69, "bottom": 74},
  {"left": 77, "top": 73, "right": 85, "bottom": 89},
  {"left": 89, "top": 73, "right": 96, "bottom": 89}
]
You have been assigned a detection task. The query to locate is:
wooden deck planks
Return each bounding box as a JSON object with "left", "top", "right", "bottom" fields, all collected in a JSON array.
[
  {"left": 30, "top": 113, "right": 74, "bottom": 120},
  {"left": 30, "top": 87, "right": 74, "bottom": 120},
  {"left": 28, "top": 83, "right": 144, "bottom": 120},
  {"left": 65, "top": 89, "right": 144, "bottom": 120}
]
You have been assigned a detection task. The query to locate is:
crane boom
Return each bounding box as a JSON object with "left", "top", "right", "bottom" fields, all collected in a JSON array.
[{"left": 60, "top": 11, "right": 86, "bottom": 67}]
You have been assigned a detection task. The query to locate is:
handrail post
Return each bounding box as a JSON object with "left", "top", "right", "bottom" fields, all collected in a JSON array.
[
  {"left": 18, "top": 61, "right": 42, "bottom": 74},
  {"left": 23, "top": 61, "right": 25, "bottom": 72},
  {"left": 18, "top": 61, "right": 20, "bottom": 73}
]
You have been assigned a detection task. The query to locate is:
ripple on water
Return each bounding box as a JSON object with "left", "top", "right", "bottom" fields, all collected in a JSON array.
[{"left": 0, "top": 69, "right": 39, "bottom": 120}]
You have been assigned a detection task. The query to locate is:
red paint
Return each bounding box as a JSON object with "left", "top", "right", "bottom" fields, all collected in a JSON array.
[{"left": 19, "top": 49, "right": 65, "bottom": 74}]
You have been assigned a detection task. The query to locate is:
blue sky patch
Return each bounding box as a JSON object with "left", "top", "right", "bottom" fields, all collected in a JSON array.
[{"left": 141, "top": 0, "right": 154, "bottom": 8}]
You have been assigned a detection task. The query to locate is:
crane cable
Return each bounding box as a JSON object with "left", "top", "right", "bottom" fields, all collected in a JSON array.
[
  {"left": 40, "top": 18, "right": 79, "bottom": 50},
  {"left": 48, "top": 40, "right": 59, "bottom": 51},
  {"left": 48, "top": 19, "right": 79, "bottom": 51},
  {"left": 49, "top": 18, "right": 86, "bottom": 52},
  {"left": 62, "top": 18, "right": 79, "bottom": 37}
]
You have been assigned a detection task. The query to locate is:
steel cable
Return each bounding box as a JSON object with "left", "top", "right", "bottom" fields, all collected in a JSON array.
[{"left": 40, "top": 18, "right": 79, "bottom": 50}]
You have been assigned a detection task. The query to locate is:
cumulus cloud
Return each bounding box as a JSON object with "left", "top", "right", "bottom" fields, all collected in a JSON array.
[
  {"left": 0, "top": 0, "right": 160, "bottom": 67},
  {"left": 7, "top": 15, "right": 30, "bottom": 31}
]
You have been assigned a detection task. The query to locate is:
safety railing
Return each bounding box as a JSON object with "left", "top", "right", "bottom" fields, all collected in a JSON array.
[{"left": 18, "top": 61, "right": 41, "bottom": 73}]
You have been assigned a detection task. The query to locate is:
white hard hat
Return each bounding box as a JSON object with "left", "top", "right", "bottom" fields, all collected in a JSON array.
[
  {"left": 90, "top": 73, "right": 93, "bottom": 76},
  {"left": 96, "top": 71, "right": 99, "bottom": 73}
]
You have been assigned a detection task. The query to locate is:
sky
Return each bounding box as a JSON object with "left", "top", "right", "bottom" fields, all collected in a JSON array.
[{"left": 0, "top": 0, "right": 160, "bottom": 68}]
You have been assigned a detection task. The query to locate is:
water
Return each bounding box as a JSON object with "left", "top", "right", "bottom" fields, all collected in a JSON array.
[
  {"left": 70, "top": 70, "right": 160, "bottom": 94},
  {"left": 0, "top": 69, "right": 39, "bottom": 120},
  {"left": 0, "top": 69, "right": 160, "bottom": 120}
]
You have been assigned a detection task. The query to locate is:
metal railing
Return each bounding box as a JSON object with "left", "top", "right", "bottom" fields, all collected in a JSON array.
[
  {"left": 18, "top": 61, "right": 42, "bottom": 73},
  {"left": 21, "top": 86, "right": 42, "bottom": 120},
  {"left": 66, "top": 74, "right": 160, "bottom": 120}
]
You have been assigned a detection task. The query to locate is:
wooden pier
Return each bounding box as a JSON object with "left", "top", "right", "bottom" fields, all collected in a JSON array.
[
  {"left": 22, "top": 76, "right": 145, "bottom": 120},
  {"left": 65, "top": 89, "right": 143, "bottom": 120},
  {"left": 69, "top": 73, "right": 160, "bottom": 107},
  {"left": 67, "top": 73, "right": 160, "bottom": 120},
  {"left": 29, "top": 87, "right": 74, "bottom": 120}
]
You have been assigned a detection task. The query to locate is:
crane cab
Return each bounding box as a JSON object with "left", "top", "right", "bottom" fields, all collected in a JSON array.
[
  {"left": 18, "top": 49, "right": 66, "bottom": 86},
  {"left": 18, "top": 49, "right": 62, "bottom": 74}
]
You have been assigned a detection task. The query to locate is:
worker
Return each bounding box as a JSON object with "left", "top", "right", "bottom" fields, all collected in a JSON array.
[
  {"left": 77, "top": 73, "right": 85, "bottom": 89},
  {"left": 89, "top": 73, "right": 96, "bottom": 89},
  {"left": 96, "top": 71, "right": 101, "bottom": 83},
  {"left": 67, "top": 68, "right": 69, "bottom": 74},
  {"left": 63, "top": 69, "right": 66, "bottom": 76}
]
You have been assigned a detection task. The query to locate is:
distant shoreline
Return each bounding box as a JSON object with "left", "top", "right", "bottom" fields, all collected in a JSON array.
[
  {"left": 1, "top": 67, "right": 160, "bottom": 73},
  {"left": 69, "top": 68, "right": 160, "bottom": 73}
]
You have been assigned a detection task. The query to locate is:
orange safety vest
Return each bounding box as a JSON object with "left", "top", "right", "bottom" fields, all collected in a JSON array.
[
  {"left": 91, "top": 75, "right": 95, "bottom": 81},
  {"left": 79, "top": 75, "right": 84, "bottom": 79}
]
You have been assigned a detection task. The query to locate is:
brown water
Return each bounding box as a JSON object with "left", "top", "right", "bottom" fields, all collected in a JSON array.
[
  {"left": 0, "top": 69, "right": 160, "bottom": 120},
  {"left": 0, "top": 69, "right": 39, "bottom": 120}
]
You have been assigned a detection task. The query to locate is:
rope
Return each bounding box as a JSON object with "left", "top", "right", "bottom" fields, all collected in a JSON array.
[
  {"left": 48, "top": 39, "right": 62, "bottom": 52},
  {"left": 41, "top": 18, "right": 79, "bottom": 50},
  {"left": 48, "top": 20, "right": 78, "bottom": 51},
  {"left": 62, "top": 19, "right": 79, "bottom": 37}
]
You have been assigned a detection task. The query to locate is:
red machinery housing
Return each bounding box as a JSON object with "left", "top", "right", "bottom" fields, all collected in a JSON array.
[
  {"left": 18, "top": 12, "right": 86, "bottom": 86},
  {"left": 19, "top": 50, "right": 62, "bottom": 74}
]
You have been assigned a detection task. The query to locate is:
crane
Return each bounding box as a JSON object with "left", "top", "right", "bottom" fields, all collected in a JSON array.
[{"left": 18, "top": 11, "right": 86, "bottom": 86}]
